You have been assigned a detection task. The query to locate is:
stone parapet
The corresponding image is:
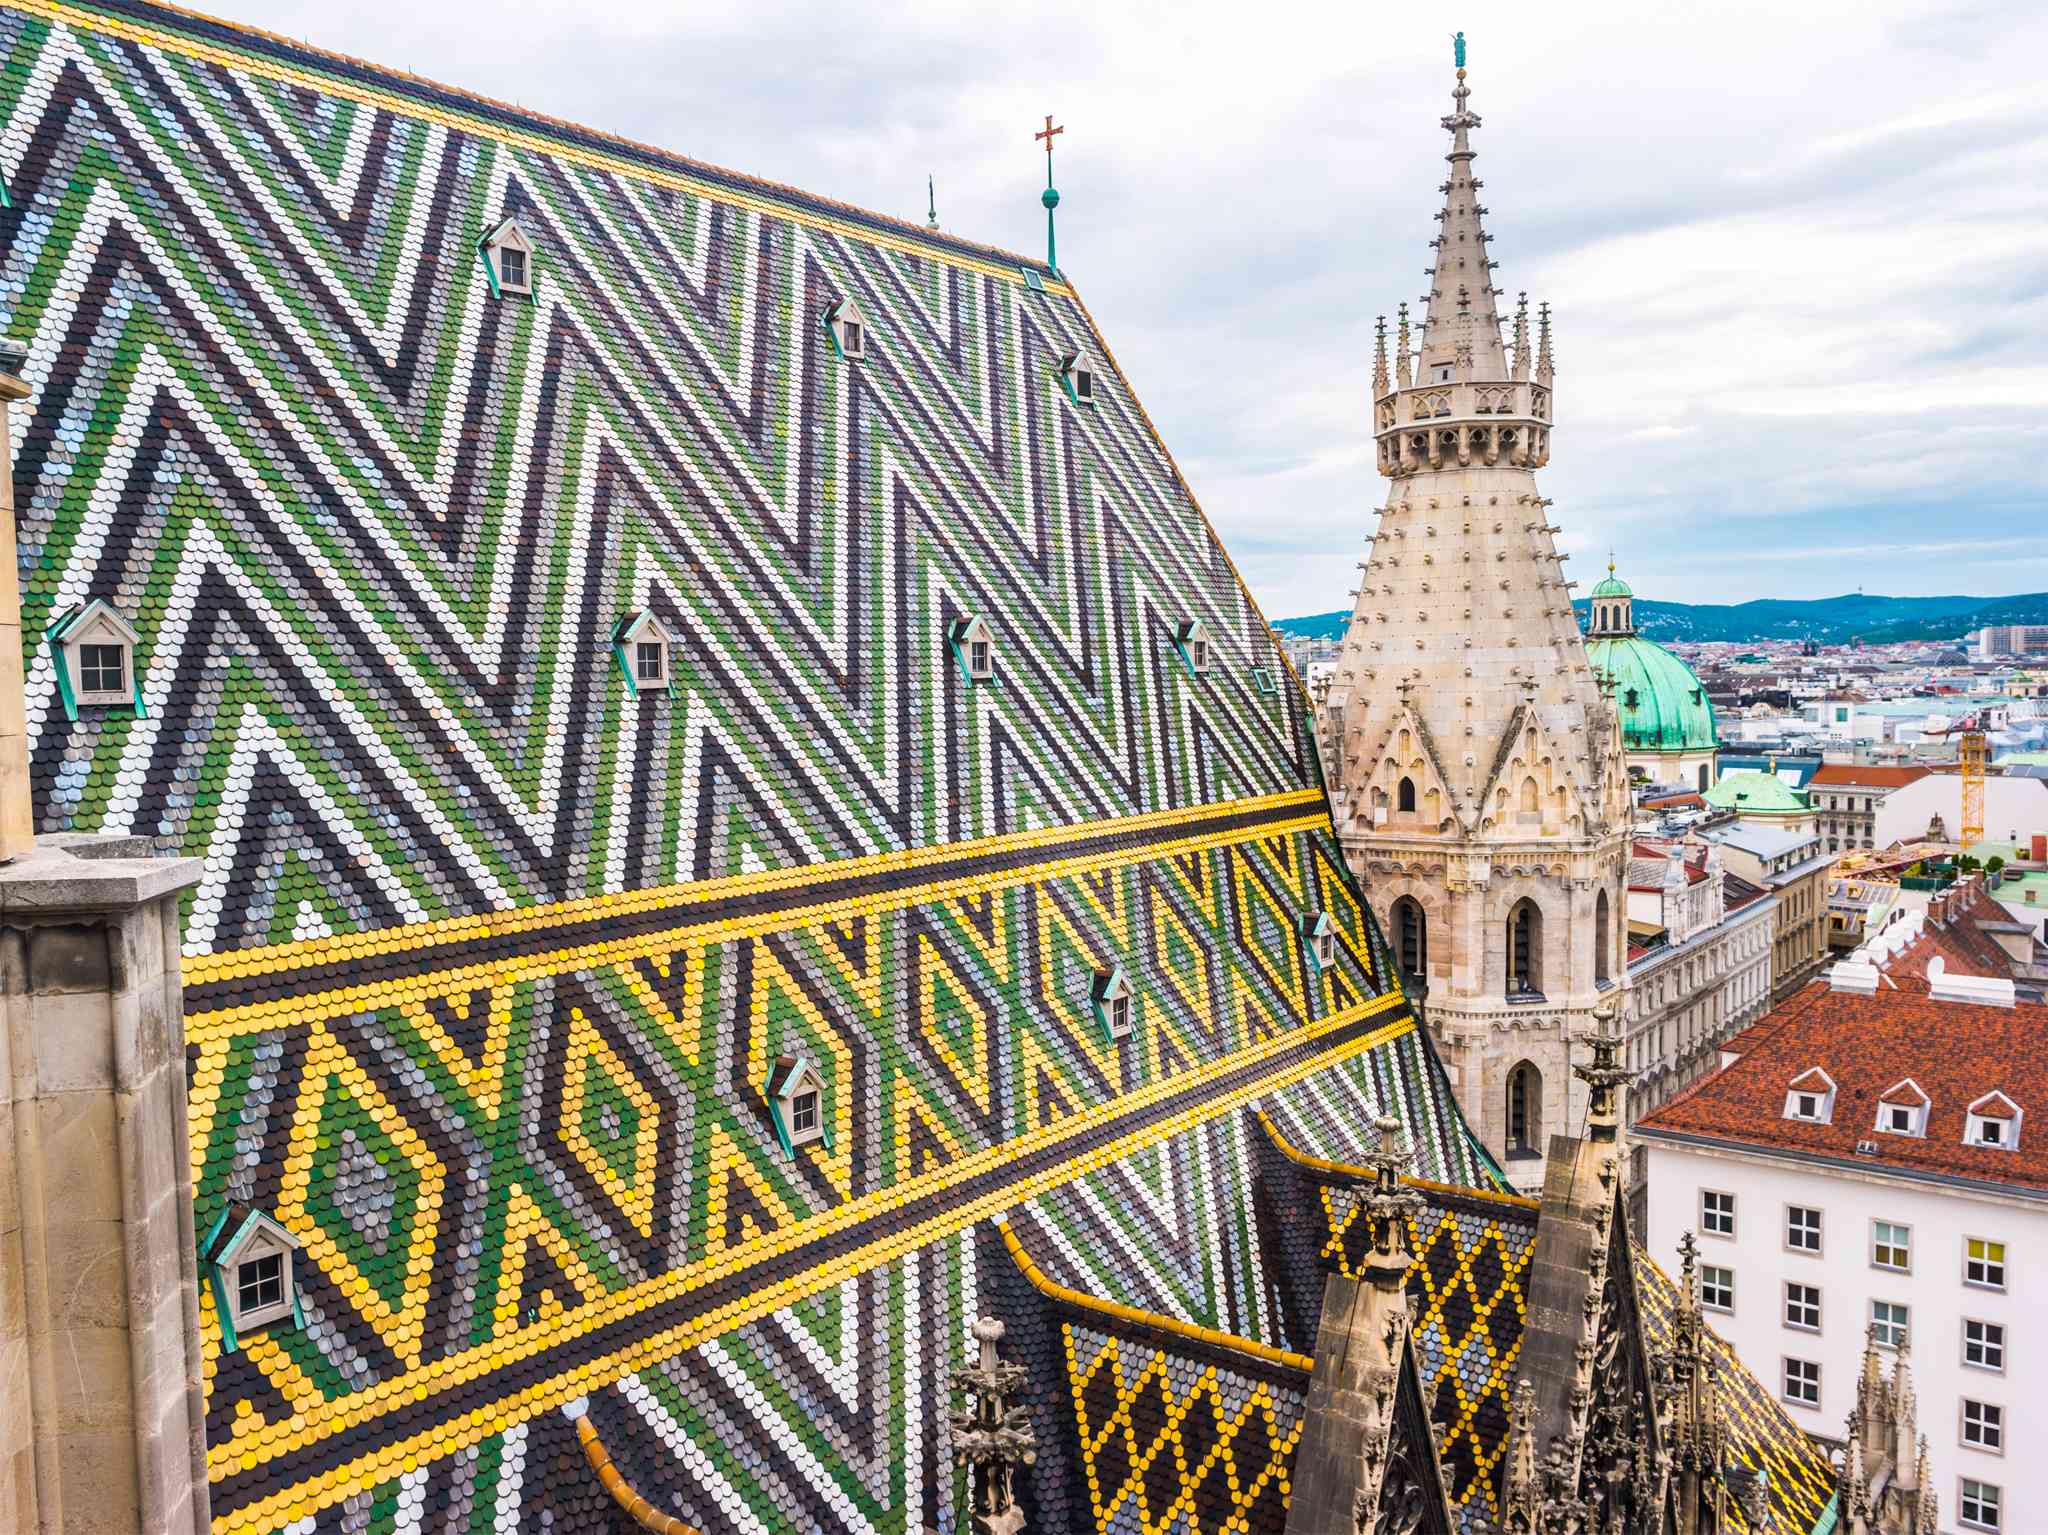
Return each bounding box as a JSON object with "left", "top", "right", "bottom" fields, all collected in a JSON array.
[{"left": 0, "top": 837, "right": 205, "bottom": 1534}]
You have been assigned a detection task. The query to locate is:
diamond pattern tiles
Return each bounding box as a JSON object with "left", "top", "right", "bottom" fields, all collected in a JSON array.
[{"left": 0, "top": 4, "right": 1499, "bottom": 1533}]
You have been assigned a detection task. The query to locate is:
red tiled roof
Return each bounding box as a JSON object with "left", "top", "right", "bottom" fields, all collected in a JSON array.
[
  {"left": 1807, "top": 765, "right": 1933, "bottom": 789},
  {"left": 1874, "top": 877, "right": 2031, "bottom": 981},
  {"left": 1638, "top": 980, "right": 2048, "bottom": 1191},
  {"left": 1877, "top": 1078, "right": 1929, "bottom": 1106}
]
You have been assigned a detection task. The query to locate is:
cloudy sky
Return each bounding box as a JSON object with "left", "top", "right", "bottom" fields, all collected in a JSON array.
[{"left": 215, "top": 0, "right": 2048, "bottom": 620}]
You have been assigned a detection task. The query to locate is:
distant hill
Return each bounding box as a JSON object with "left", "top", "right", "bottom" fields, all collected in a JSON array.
[{"left": 1272, "top": 592, "right": 2034, "bottom": 646}]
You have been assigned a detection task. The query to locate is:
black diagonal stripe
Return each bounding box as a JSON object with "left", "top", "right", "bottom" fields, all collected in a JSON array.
[
  {"left": 185, "top": 796, "right": 1321, "bottom": 1015},
  {"left": 207, "top": 1001, "right": 1401, "bottom": 1515}
]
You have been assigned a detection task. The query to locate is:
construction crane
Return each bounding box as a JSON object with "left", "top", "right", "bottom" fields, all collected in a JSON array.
[{"left": 1930, "top": 712, "right": 1988, "bottom": 847}]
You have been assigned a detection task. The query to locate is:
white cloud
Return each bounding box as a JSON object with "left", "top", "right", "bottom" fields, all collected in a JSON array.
[{"left": 217, "top": 0, "right": 2048, "bottom": 617}]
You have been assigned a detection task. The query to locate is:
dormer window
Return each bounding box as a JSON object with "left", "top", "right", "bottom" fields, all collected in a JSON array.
[
  {"left": 947, "top": 615, "right": 995, "bottom": 684},
  {"left": 1874, "top": 1079, "right": 1929, "bottom": 1138},
  {"left": 200, "top": 1205, "right": 303, "bottom": 1351},
  {"left": 47, "top": 598, "right": 141, "bottom": 718},
  {"left": 1303, "top": 911, "right": 1337, "bottom": 972},
  {"left": 1965, "top": 1091, "right": 2022, "bottom": 1150},
  {"left": 766, "top": 1055, "right": 832, "bottom": 1154},
  {"left": 823, "top": 298, "right": 867, "bottom": 360},
  {"left": 1171, "top": 618, "right": 1211, "bottom": 678},
  {"left": 481, "top": 218, "right": 535, "bottom": 298},
  {"left": 1089, "top": 965, "right": 1134, "bottom": 1043},
  {"left": 1058, "top": 351, "right": 1097, "bottom": 406},
  {"left": 1783, "top": 1068, "right": 1836, "bottom": 1124},
  {"left": 611, "top": 609, "right": 672, "bottom": 695}
]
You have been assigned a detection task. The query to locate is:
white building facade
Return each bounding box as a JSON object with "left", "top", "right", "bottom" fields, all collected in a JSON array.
[{"left": 1638, "top": 977, "right": 2044, "bottom": 1535}]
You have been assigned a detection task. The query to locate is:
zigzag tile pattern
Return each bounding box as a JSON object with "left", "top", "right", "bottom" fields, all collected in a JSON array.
[{"left": 0, "top": 5, "right": 1495, "bottom": 1533}]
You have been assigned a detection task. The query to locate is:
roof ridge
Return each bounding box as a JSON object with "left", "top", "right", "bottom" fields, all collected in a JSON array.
[{"left": 65, "top": 0, "right": 1059, "bottom": 280}]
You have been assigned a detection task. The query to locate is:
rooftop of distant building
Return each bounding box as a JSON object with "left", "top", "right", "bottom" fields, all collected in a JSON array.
[{"left": 1638, "top": 974, "right": 2048, "bottom": 1195}]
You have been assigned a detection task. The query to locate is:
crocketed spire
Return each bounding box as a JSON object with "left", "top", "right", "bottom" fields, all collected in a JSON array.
[{"left": 1418, "top": 61, "right": 1508, "bottom": 379}]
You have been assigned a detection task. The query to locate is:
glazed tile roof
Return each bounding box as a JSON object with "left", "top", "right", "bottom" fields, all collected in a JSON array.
[
  {"left": 1638, "top": 978, "right": 2048, "bottom": 1192},
  {"left": 0, "top": 3, "right": 1494, "bottom": 1532}
]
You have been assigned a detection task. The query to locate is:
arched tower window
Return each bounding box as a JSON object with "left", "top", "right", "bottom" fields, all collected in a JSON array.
[
  {"left": 1397, "top": 776, "right": 1417, "bottom": 813},
  {"left": 1595, "top": 889, "right": 1612, "bottom": 985},
  {"left": 1393, "top": 897, "right": 1427, "bottom": 987},
  {"left": 1506, "top": 899, "right": 1542, "bottom": 997},
  {"left": 1520, "top": 777, "right": 1539, "bottom": 815},
  {"left": 1697, "top": 762, "right": 1710, "bottom": 793},
  {"left": 1506, "top": 1061, "right": 1543, "bottom": 1159}
]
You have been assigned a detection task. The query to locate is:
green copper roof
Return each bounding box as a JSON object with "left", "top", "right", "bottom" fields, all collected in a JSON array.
[
  {"left": 1702, "top": 769, "right": 1811, "bottom": 815},
  {"left": 1586, "top": 634, "right": 1717, "bottom": 753},
  {"left": 1589, "top": 569, "right": 1633, "bottom": 599}
]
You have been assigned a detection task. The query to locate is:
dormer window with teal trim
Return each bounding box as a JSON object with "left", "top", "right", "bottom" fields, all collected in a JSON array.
[
  {"left": 765, "top": 1055, "right": 832, "bottom": 1155},
  {"left": 1303, "top": 910, "right": 1337, "bottom": 972},
  {"left": 46, "top": 597, "right": 143, "bottom": 720},
  {"left": 823, "top": 297, "right": 867, "bottom": 360},
  {"left": 481, "top": 217, "right": 534, "bottom": 298},
  {"left": 1089, "top": 965, "right": 1134, "bottom": 1043},
  {"left": 947, "top": 615, "right": 996, "bottom": 684},
  {"left": 610, "top": 609, "right": 672, "bottom": 696},
  {"left": 1171, "top": 618, "right": 1211, "bottom": 678},
  {"left": 200, "top": 1205, "right": 304, "bottom": 1353},
  {"left": 1058, "top": 351, "right": 1096, "bottom": 407}
]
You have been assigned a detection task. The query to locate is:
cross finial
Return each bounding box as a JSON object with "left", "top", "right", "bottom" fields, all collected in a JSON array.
[
  {"left": 927, "top": 173, "right": 938, "bottom": 231},
  {"left": 1035, "top": 115, "right": 1066, "bottom": 275}
]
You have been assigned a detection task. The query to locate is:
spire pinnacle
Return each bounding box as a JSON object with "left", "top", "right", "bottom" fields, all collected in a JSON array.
[
  {"left": 1373, "top": 315, "right": 1390, "bottom": 397},
  {"left": 1417, "top": 41, "right": 1505, "bottom": 377},
  {"left": 1511, "top": 291, "right": 1530, "bottom": 380},
  {"left": 926, "top": 173, "right": 939, "bottom": 231},
  {"left": 1395, "top": 302, "right": 1414, "bottom": 389},
  {"left": 1034, "top": 114, "right": 1064, "bottom": 274}
]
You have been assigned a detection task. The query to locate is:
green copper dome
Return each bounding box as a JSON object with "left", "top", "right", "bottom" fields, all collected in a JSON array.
[
  {"left": 1702, "top": 769, "right": 1809, "bottom": 816},
  {"left": 1585, "top": 633, "right": 1717, "bottom": 754},
  {"left": 1589, "top": 567, "right": 1633, "bottom": 600}
]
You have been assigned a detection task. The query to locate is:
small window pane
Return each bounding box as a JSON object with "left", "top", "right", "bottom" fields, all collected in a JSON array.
[
  {"left": 791, "top": 1090, "right": 818, "bottom": 1136},
  {"left": 1701, "top": 1190, "right": 1735, "bottom": 1237},
  {"left": 1962, "top": 1400, "right": 2004, "bottom": 1452},
  {"left": 636, "top": 641, "right": 665, "bottom": 682},
  {"left": 1786, "top": 1205, "right": 1822, "bottom": 1253},
  {"left": 499, "top": 247, "right": 526, "bottom": 290},
  {"left": 1109, "top": 994, "right": 1131, "bottom": 1039},
  {"left": 1782, "top": 1357, "right": 1820, "bottom": 1407},
  {"left": 1870, "top": 1299, "right": 1908, "bottom": 1349},
  {"left": 1700, "top": 1264, "right": 1733, "bottom": 1312},
  {"left": 1873, "top": 1221, "right": 1910, "bottom": 1271},
  {"left": 1966, "top": 1238, "right": 2007, "bottom": 1289},
  {"left": 80, "top": 644, "right": 125, "bottom": 694},
  {"left": 1961, "top": 1478, "right": 2001, "bottom": 1531},
  {"left": 969, "top": 639, "right": 990, "bottom": 678},
  {"left": 841, "top": 321, "right": 863, "bottom": 356},
  {"left": 1965, "top": 1319, "right": 2006, "bottom": 1372},
  {"left": 237, "top": 1250, "right": 284, "bottom": 1315},
  {"left": 1784, "top": 1282, "right": 1820, "bottom": 1331}
]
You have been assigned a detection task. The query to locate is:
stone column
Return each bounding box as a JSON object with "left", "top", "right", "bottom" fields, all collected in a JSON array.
[{"left": 0, "top": 345, "right": 209, "bottom": 1533}]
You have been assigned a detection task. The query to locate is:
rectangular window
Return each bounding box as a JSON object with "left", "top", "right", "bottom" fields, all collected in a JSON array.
[
  {"left": 791, "top": 1090, "right": 819, "bottom": 1136},
  {"left": 1784, "top": 1281, "right": 1821, "bottom": 1332},
  {"left": 1700, "top": 1264, "right": 1734, "bottom": 1313},
  {"left": 1964, "top": 1318, "right": 2006, "bottom": 1372},
  {"left": 1781, "top": 1356, "right": 1820, "bottom": 1408},
  {"left": 636, "top": 641, "right": 664, "bottom": 682},
  {"left": 841, "top": 320, "right": 864, "bottom": 356},
  {"left": 1701, "top": 1189, "right": 1735, "bottom": 1237},
  {"left": 1960, "top": 1478, "right": 2002, "bottom": 1531},
  {"left": 79, "top": 644, "right": 125, "bottom": 694},
  {"left": 1786, "top": 1205, "right": 1822, "bottom": 1254},
  {"left": 1108, "top": 993, "right": 1131, "bottom": 1040},
  {"left": 1962, "top": 1400, "right": 2004, "bottom": 1453},
  {"left": 969, "top": 639, "right": 990, "bottom": 678},
  {"left": 499, "top": 247, "right": 527, "bottom": 290},
  {"left": 1870, "top": 1299, "right": 1909, "bottom": 1350},
  {"left": 1965, "top": 1237, "right": 2007, "bottom": 1290},
  {"left": 237, "top": 1251, "right": 284, "bottom": 1315},
  {"left": 1872, "top": 1220, "right": 1911, "bottom": 1272}
]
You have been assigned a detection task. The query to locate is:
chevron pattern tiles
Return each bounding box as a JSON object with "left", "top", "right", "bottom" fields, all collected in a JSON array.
[{"left": 0, "top": 4, "right": 1497, "bottom": 1533}]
